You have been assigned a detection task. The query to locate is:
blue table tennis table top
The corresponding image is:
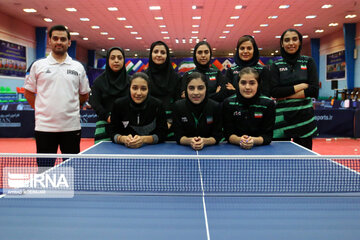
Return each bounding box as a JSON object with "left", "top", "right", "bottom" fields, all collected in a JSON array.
[
  {"left": 1, "top": 141, "right": 360, "bottom": 240},
  {"left": 82, "top": 140, "right": 317, "bottom": 155}
]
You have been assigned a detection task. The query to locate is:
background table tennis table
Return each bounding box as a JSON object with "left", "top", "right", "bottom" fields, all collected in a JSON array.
[{"left": 1, "top": 141, "right": 360, "bottom": 240}]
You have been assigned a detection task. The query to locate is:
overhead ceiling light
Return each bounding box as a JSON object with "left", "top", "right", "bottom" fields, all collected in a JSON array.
[
  {"left": 80, "top": 18, "right": 90, "bottom": 21},
  {"left": 192, "top": 5, "right": 197, "bottom": 10},
  {"left": 213, "top": 48, "right": 216, "bottom": 51},
  {"left": 44, "top": 18, "right": 53, "bottom": 22},
  {"left": 135, "top": 54, "right": 138, "bottom": 57},
  {"left": 279, "top": 5, "right": 290, "bottom": 9},
  {"left": 101, "top": 49, "right": 106, "bottom": 52},
  {"left": 161, "top": 31, "right": 168, "bottom": 34},
  {"left": 192, "top": 16, "right": 201, "bottom": 20},
  {"left": 260, "top": 24, "right": 268, "bottom": 27},
  {"left": 149, "top": 6, "right": 161, "bottom": 10},
  {"left": 130, "top": 32, "right": 138, "bottom": 34},
  {"left": 163, "top": 37, "right": 170, "bottom": 39},
  {"left": 182, "top": 38, "right": 186, "bottom": 43},
  {"left": 175, "top": 39, "right": 179, "bottom": 44},
  {"left": 315, "top": 29, "right": 324, "bottom": 33},
  {"left": 65, "top": 8, "right": 77, "bottom": 12},
  {"left": 226, "top": 24, "right": 234, "bottom": 27},
  {"left": 159, "top": 25, "right": 166, "bottom": 28},
  {"left": 253, "top": 30, "right": 261, "bottom": 33},
  {"left": 275, "top": 35, "right": 281, "bottom": 38},
  {"left": 223, "top": 31, "right": 230, "bottom": 33},
  {"left": 192, "top": 31, "right": 199, "bottom": 34},
  {"left": 125, "top": 25, "right": 133, "bottom": 28},
  {"left": 192, "top": 25, "right": 200, "bottom": 27},
  {"left": 329, "top": 23, "right": 339, "bottom": 27},
  {"left": 83, "top": 37, "right": 88, "bottom": 40},
  {"left": 91, "top": 26, "right": 100, "bottom": 29},
  {"left": 108, "top": 37, "right": 115, "bottom": 40},
  {"left": 154, "top": 17, "right": 163, "bottom": 20},
  {"left": 235, "top": 5, "right": 243, "bottom": 9},
  {"left": 306, "top": 15, "right": 317, "bottom": 19},
  {"left": 303, "top": 35, "right": 309, "bottom": 38},
  {"left": 189, "top": 39, "right": 193, "bottom": 43},
  {"left": 230, "top": 16, "right": 240, "bottom": 19},
  {"left": 322, "top": 4, "right": 333, "bottom": 9},
  {"left": 196, "top": 39, "right": 200, "bottom": 43},
  {"left": 70, "top": 32, "right": 79, "bottom": 35},
  {"left": 191, "top": 36, "right": 198, "bottom": 39},
  {"left": 345, "top": 14, "right": 357, "bottom": 18},
  {"left": 135, "top": 37, "right": 142, "bottom": 40},
  {"left": 100, "top": 32, "right": 108, "bottom": 35},
  {"left": 219, "top": 36, "right": 226, "bottom": 39},
  {"left": 229, "top": 53, "right": 234, "bottom": 56},
  {"left": 108, "top": 7, "right": 118, "bottom": 11},
  {"left": 271, "top": 53, "right": 275, "bottom": 56},
  {"left": 117, "top": 17, "right": 126, "bottom": 21},
  {"left": 23, "top": 8, "right": 37, "bottom": 13},
  {"left": 125, "top": 49, "right": 130, "bottom": 51},
  {"left": 294, "top": 23, "right": 303, "bottom": 27},
  {"left": 268, "top": 16, "right": 278, "bottom": 19},
  {"left": 203, "top": 38, "right": 207, "bottom": 41},
  {"left": 259, "top": 48, "right": 263, "bottom": 50}
]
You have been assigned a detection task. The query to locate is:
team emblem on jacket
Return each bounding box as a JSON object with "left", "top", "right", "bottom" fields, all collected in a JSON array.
[
  {"left": 233, "top": 111, "right": 241, "bottom": 116},
  {"left": 209, "top": 76, "right": 216, "bottom": 81},
  {"left": 254, "top": 112, "right": 263, "bottom": 118},
  {"left": 206, "top": 116, "right": 213, "bottom": 124},
  {"left": 122, "top": 121, "right": 129, "bottom": 128},
  {"left": 181, "top": 117, "right": 188, "bottom": 122},
  {"left": 279, "top": 67, "right": 288, "bottom": 72}
]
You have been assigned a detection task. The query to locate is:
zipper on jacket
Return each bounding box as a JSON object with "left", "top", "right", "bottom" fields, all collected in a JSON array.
[{"left": 137, "top": 114, "right": 140, "bottom": 125}]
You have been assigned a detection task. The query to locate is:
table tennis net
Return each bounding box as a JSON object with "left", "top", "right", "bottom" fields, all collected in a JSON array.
[{"left": 1, "top": 154, "right": 360, "bottom": 195}]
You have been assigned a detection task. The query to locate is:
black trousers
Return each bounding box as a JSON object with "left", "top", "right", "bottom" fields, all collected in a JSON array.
[
  {"left": 35, "top": 130, "right": 81, "bottom": 167},
  {"left": 275, "top": 136, "right": 313, "bottom": 150}
]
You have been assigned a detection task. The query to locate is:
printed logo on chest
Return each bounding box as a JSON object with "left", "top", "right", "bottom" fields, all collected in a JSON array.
[
  {"left": 254, "top": 112, "right": 263, "bottom": 118},
  {"left": 67, "top": 69, "right": 79, "bottom": 76},
  {"left": 122, "top": 121, "right": 129, "bottom": 128}
]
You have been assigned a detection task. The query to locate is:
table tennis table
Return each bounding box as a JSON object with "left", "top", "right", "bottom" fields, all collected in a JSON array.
[{"left": 1, "top": 141, "right": 360, "bottom": 240}]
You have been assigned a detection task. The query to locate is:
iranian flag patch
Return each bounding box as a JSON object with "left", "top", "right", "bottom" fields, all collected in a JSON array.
[
  {"left": 209, "top": 76, "right": 216, "bottom": 81},
  {"left": 300, "top": 65, "right": 307, "bottom": 70},
  {"left": 254, "top": 112, "right": 263, "bottom": 118}
]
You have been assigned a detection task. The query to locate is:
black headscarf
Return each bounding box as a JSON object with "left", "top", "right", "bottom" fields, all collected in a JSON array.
[
  {"left": 147, "top": 41, "right": 178, "bottom": 96},
  {"left": 129, "top": 72, "right": 151, "bottom": 111},
  {"left": 184, "top": 72, "right": 208, "bottom": 118},
  {"left": 280, "top": 29, "right": 303, "bottom": 66},
  {"left": 234, "top": 35, "right": 260, "bottom": 68},
  {"left": 99, "top": 47, "right": 128, "bottom": 96},
  {"left": 193, "top": 41, "right": 212, "bottom": 73},
  {"left": 236, "top": 67, "right": 261, "bottom": 106}
]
